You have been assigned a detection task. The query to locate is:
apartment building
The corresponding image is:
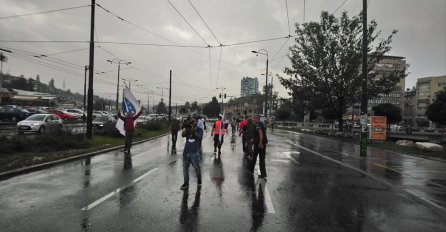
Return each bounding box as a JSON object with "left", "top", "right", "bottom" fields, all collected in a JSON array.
[
  {"left": 240, "top": 77, "right": 259, "bottom": 97},
  {"left": 416, "top": 75, "right": 446, "bottom": 117}
]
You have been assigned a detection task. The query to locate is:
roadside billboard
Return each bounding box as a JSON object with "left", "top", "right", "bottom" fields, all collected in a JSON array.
[{"left": 370, "top": 116, "right": 387, "bottom": 140}]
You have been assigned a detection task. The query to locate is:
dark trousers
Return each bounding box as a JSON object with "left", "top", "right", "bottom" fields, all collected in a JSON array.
[
  {"left": 183, "top": 151, "right": 201, "bottom": 184},
  {"left": 172, "top": 131, "right": 178, "bottom": 149},
  {"left": 213, "top": 134, "right": 223, "bottom": 151},
  {"left": 124, "top": 131, "right": 134, "bottom": 152},
  {"left": 250, "top": 145, "right": 267, "bottom": 177},
  {"left": 242, "top": 136, "right": 247, "bottom": 153}
]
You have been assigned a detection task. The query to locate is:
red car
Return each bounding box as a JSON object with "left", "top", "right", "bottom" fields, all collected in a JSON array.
[
  {"left": 46, "top": 109, "right": 76, "bottom": 121},
  {"left": 439, "top": 128, "right": 446, "bottom": 133}
]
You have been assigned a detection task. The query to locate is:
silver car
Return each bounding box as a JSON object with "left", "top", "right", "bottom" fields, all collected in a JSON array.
[{"left": 17, "top": 114, "right": 63, "bottom": 134}]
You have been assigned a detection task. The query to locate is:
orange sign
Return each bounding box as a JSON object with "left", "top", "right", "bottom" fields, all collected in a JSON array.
[{"left": 370, "top": 116, "right": 387, "bottom": 140}]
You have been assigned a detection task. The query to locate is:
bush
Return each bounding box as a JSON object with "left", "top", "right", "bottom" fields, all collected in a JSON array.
[
  {"left": 139, "top": 120, "right": 163, "bottom": 131},
  {"left": 0, "top": 132, "right": 89, "bottom": 155}
]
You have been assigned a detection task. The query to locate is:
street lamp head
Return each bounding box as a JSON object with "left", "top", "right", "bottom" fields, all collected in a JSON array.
[{"left": 251, "top": 51, "right": 258, "bottom": 54}]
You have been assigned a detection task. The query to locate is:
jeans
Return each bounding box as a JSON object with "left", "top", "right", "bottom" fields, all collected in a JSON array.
[
  {"left": 183, "top": 151, "right": 201, "bottom": 184},
  {"left": 124, "top": 131, "right": 134, "bottom": 152},
  {"left": 213, "top": 134, "right": 224, "bottom": 151},
  {"left": 250, "top": 144, "right": 267, "bottom": 177}
]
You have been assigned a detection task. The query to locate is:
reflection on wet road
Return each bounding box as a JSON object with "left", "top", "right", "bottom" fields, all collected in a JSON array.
[{"left": 0, "top": 129, "right": 445, "bottom": 232}]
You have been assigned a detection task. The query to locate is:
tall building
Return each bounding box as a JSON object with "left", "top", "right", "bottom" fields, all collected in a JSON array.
[
  {"left": 415, "top": 75, "right": 446, "bottom": 117},
  {"left": 368, "top": 55, "right": 406, "bottom": 112},
  {"left": 240, "top": 77, "right": 259, "bottom": 97}
]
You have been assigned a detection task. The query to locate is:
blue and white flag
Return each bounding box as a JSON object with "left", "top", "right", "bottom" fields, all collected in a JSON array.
[{"left": 116, "top": 87, "right": 142, "bottom": 136}]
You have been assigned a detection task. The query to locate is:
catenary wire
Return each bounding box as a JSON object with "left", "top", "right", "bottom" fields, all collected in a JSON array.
[
  {"left": 0, "top": 5, "right": 90, "bottom": 20},
  {"left": 187, "top": 0, "right": 222, "bottom": 45},
  {"left": 165, "top": 0, "right": 211, "bottom": 47}
]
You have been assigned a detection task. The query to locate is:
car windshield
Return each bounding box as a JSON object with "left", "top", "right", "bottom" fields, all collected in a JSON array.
[
  {"left": 25, "top": 114, "right": 47, "bottom": 121},
  {"left": 93, "top": 116, "right": 109, "bottom": 122}
]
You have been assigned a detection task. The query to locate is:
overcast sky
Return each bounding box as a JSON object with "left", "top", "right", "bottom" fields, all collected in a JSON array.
[{"left": 0, "top": 0, "right": 445, "bottom": 106}]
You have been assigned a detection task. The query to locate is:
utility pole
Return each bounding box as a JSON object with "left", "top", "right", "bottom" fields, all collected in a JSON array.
[
  {"left": 107, "top": 59, "right": 131, "bottom": 111},
  {"left": 169, "top": 70, "right": 172, "bottom": 124},
  {"left": 270, "top": 75, "right": 273, "bottom": 118},
  {"left": 86, "top": 0, "right": 95, "bottom": 139},
  {"left": 147, "top": 92, "right": 150, "bottom": 113},
  {"left": 360, "top": 0, "right": 368, "bottom": 156},
  {"left": 252, "top": 49, "right": 268, "bottom": 117},
  {"left": 83, "top": 65, "right": 88, "bottom": 111}
]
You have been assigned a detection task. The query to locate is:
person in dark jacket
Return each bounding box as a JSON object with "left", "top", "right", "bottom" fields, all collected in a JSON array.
[
  {"left": 249, "top": 114, "right": 268, "bottom": 180},
  {"left": 117, "top": 108, "right": 142, "bottom": 154},
  {"left": 171, "top": 119, "right": 180, "bottom": 154},
  {"left": 180, "top": 116, "right": 204, "bottom": 189}
]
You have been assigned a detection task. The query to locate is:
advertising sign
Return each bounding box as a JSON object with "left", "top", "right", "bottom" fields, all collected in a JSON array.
[{"left": 370, "top": 116, "right": 387, "bottom": 140}]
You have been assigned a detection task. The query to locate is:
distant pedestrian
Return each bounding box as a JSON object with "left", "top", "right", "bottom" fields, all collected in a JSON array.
[
  {"left": 117, "top": 107, "right": 142, "bottom": 154},
  {"left": 197, "top": 116, "right": 205, "bottom": 154},
  {"left": 249, "top": 114, "right": 268, "bottom": 180},
  {"left": 231, "top": 118, "right": 237, "bottom": 135},
  {"left": 171, "top": 119, "right": 180, "bottom": 154},
  {"left": 244, "top": 117, "right": 256, "bottom": 159},
  {"left": 180, "top": 116, "right": 203, "bottom": 189},
  {"left": 239, "top": 116, "right": 249, "bottom": 154},
  {"left": 211, "top": 115, "right": 225, "bottom": 157}
]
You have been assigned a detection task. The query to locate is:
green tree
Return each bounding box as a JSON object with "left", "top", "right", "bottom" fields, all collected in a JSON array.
[
  {"left": 156, "top": 100, "right": 167, "bottom": 114},
  {"left": 426, "top": 90, "right": 446, "bottom": 126},
  {"left": 275, "top": 100, "right": 292, "bottom": 120},
  {"left": 279, "top": 11, "right": 401, "bottom": 131},
  {"left": 203, "top": 97, "right": 220, "bottom": 117},
  {"left": 190, "top": 101, "right": 200, "bottom": 114}
]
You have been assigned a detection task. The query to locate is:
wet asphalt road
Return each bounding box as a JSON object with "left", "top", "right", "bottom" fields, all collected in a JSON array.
[{"left": 0, "top": 129, "right": 445, "bottom": 232}]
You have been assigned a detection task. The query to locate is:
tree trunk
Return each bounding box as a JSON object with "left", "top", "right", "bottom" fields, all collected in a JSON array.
[{"left": 338, "top": 114, "right": 344, "bottom": 132}]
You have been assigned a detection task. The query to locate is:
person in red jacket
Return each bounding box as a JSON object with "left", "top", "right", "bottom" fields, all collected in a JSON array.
[{"left": 117, "top": 108, "right": 142, "bottom": 153}]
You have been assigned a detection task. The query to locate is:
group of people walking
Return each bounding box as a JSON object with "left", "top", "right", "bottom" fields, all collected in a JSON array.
[{"left": 170, "top": 114, "right": 268, "bottom": 190}]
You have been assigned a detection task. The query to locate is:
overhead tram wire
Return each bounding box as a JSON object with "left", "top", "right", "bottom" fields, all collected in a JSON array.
[
  {"left": 333, "top": 0, "right": 349, "bottom": 14},
  {"left": 0, "top": 5, "right": 90, "bottom": 20},
  {"left": 187, "top": 0, "right": 222, "bottom": 45},
  {"left": 166, "top": 0, "right": 212, "bottom": 47},
  {"left": 7, "top": 53, "right": 83, "bottom": 77}
]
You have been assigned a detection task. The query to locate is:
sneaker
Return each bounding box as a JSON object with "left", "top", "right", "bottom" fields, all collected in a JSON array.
[
  {"left": 180, "top": 183, "right": 189, "bottom": 189},
  {"left": 197, "top": 179, "right": 202, "bottom": 186}
]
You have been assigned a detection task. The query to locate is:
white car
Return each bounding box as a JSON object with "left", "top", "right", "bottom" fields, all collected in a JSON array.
[{"left": 17, "top": 114, "right": 63, "bottom": 134}]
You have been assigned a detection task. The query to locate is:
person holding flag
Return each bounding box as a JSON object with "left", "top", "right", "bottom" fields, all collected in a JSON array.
[{"left": 116, "top": 87, "right": 142, "bottom": 154}]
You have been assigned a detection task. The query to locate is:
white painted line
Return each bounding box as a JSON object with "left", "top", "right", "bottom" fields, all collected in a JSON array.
[
  {"left": 132, "top": 149, "right": 155, "bottom": 159},
  {"left": 292, "top": 143, "right": 446, "bottom": 214},
  {"left": 283, "top": 151, "right": 300, "bottom": 165},
  {"left": 256, "top": 168, "right": 275, "bottom": 214},
  {"left": 81, "top": 168, "right": 159, "bottom": 211}
]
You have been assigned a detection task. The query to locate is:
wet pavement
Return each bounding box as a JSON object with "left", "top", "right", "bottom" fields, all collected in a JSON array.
[{"left": 0, "top": 129, "right": 445, "bottom": 232}]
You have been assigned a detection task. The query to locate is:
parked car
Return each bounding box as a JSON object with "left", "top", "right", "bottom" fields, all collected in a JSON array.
[
  {"left": 46, "top": 109, "right": 77, "bottom": 121},
  {"left": 23, "top": 106, "right": 48, "bottom": 114},
  {"left": 0, "top": 106, "right": 32, "bottom": 122},
  {"left": 93, "top": 115, "right": 116, "bottom": 127},
  {"left": 63, "top": 109, "right": 84, "bottom": 120},
  {"left": 16, "top": 114, "right": 63, "bottom": 134},
  {"left": 424, "top": 127, "right": 435, "bottom": 132},
  {"left": 136, "top": 116, "right": 149, "bottom": 125},
  {"left": 438, "top": 128, "right": 446, "bottom": 133}
]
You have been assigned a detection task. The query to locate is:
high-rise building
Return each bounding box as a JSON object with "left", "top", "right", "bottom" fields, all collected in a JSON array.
[
  {"left": 368, "top": 55, "right": 406, "bottom": 112},
  {"left": 415, "top": 75, "right": 446, "bottom": 117},
  {"left": 240, "top": 77, "right": 259, "bottom": 97}
]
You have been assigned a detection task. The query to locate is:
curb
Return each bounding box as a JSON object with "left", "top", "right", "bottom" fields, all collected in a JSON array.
[{"left": 0, "top": 133, "right": 169, "bottom": 181}]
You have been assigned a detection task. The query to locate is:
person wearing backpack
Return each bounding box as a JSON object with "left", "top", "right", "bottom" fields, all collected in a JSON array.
[{"left": 248, "top": 114, "right": 268, "bottom": 180}]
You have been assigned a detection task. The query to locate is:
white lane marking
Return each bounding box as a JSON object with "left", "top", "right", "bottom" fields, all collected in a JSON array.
[
  {"left": 132, "top": 149, "right": 155, "bottom": 159},
  {"left": 291, "top": 143, "right": 446, "bottom": 214},
  {"left": 282, "top": 151, "right": 300, "bottom": 165},
  {"left": 256, "top": 168, "right": 275, "bottom": 214},
  {"left": 81, "top": 168, "right": 159, "bottom": 211}
]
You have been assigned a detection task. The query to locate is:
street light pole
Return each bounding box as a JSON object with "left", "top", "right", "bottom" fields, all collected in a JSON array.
[
  {"left": 107, "top": 59, "right": 131, "bottom": 111},
  {"left": 83, "top": 65, "right": 88, "bottom": 111},
  {"left": 252, "top": 49, "right": 269, "bottom": 117}
]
